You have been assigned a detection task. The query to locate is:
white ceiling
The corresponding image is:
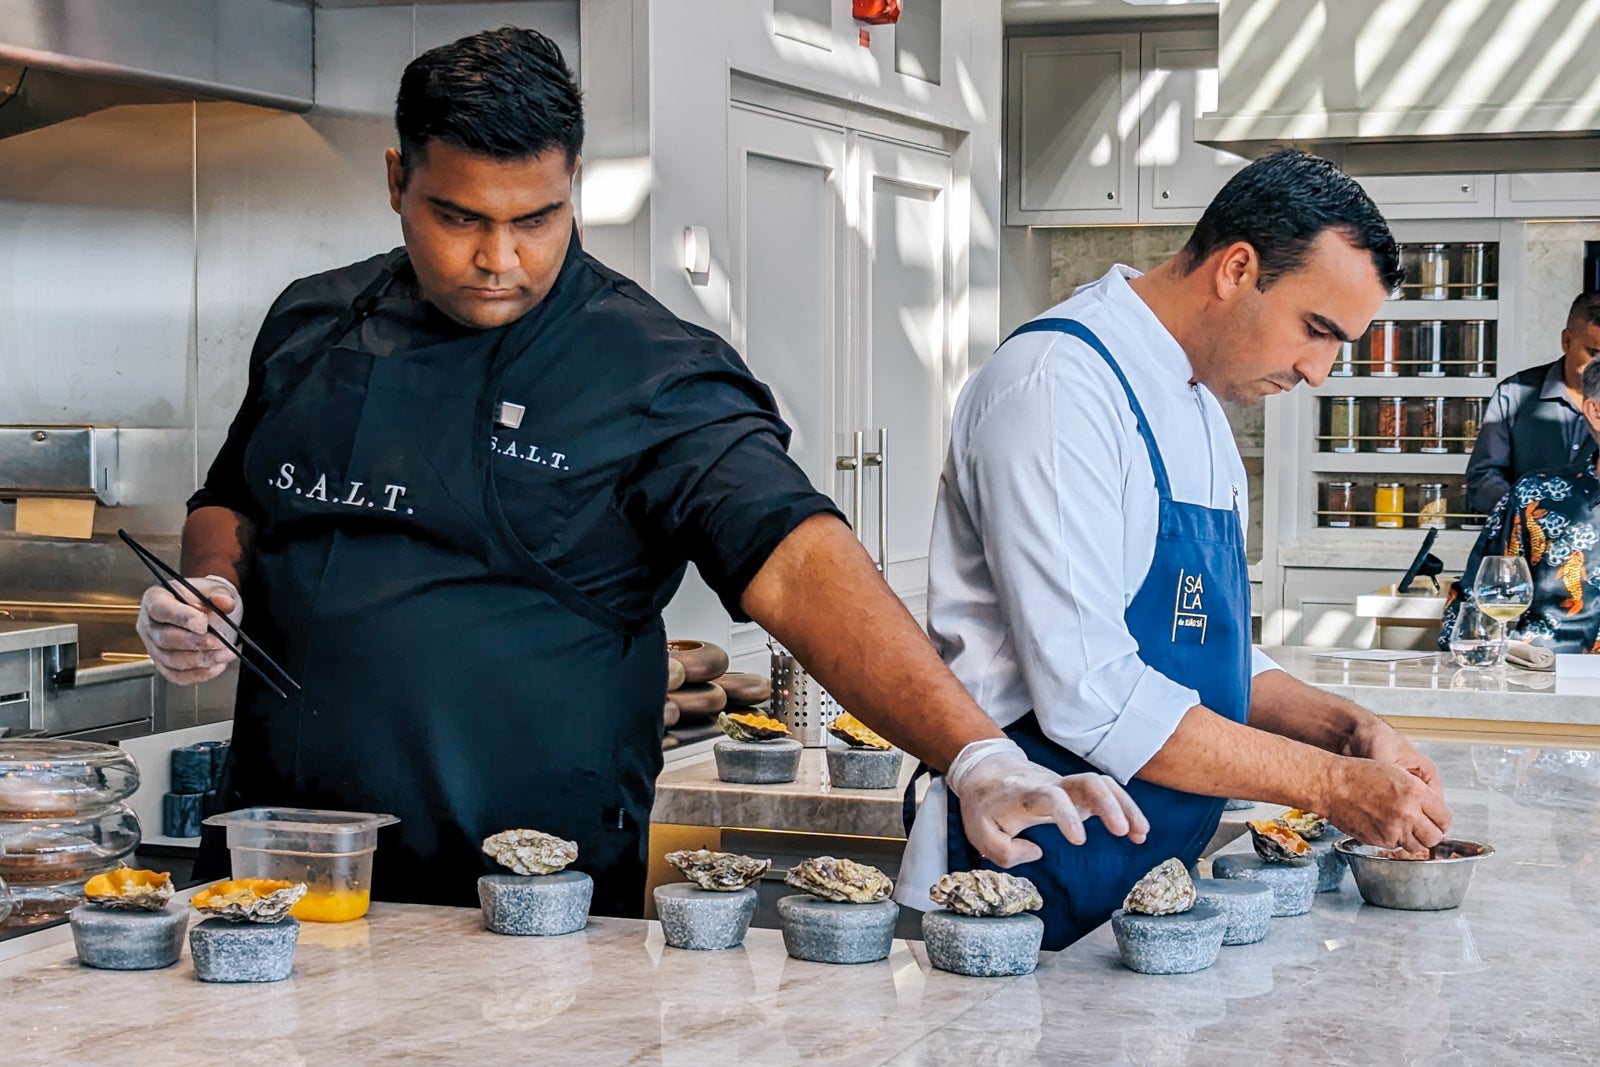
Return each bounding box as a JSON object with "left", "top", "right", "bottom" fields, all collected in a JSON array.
[{"left": 1003, "top": 0, "right": 1219, "bottom": 24}]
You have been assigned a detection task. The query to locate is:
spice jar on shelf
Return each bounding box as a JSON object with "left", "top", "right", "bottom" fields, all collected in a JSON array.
[
  {"left": 1416, "top": 320, "right": 1447, "bottom": 377},
  {"left": 1461, "top": 396, "right": 1486, "bottom": 452},
  {"left": 1419, "top": 243, "right": 1450, "bottom": 300},
  {"left": 1418, "top": 483, "right": 1449, "bottom": 529},
  {"left": 1462, "top": 320, "right": 1493, "bottom": 377},
  {"left": 1461, "top": 242, "right": 1492, "bottom": 300},
  {"left": 1368, "top": 320, "right": 1401, "bottom": 377},
  {"left": 1323, "top": 481, "right": 1357, "bottom": 528},
  {"left": 1460, "top": 486, "right": 1485, "bottom": 531},
  {"left": 1420, "top": 396, "right": 1450, "bottom": 454},
  {"left": 1375, "top": 482, "right": 1405, "bottom": 529},
  {"left": 1376, "top": 396, "right": 1406, "bottom": 453},
  {"left": 1330, "top": 340, "right": 1356, "bottom": 377},
  {"left": 1327, "top": 397, "right": 1360, "bottom": 453}
]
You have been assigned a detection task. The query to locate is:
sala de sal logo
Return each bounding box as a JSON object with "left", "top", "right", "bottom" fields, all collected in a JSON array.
[{"left": 1173, "top": 568, "right": 1208, "bottom": 643}]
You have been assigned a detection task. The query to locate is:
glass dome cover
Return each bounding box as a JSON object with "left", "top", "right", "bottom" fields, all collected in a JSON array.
[{"left": 0, "top": 740, "right": 140, "bottom": 816}]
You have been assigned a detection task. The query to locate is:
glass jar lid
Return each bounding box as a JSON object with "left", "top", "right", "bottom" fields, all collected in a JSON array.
[{"left": 0, "top": 740, "right": 140, "bottom": 817}]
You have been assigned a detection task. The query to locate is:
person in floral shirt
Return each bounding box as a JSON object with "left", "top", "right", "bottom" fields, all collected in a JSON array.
[{"left": 1442, "top": 359, "right": 1600, "bottom": 653}]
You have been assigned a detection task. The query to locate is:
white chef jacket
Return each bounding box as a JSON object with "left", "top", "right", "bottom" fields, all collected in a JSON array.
[{"left": 896, "top": 265, "right": 1281, "bottom": 910}]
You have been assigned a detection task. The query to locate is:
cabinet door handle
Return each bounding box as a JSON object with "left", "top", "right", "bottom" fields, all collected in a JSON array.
[
  {"left": 862, "top": 428, "right": 887, "bottom": 576},
  {"left": 835, "top": 430, "right": 865, "bottom": 538}
]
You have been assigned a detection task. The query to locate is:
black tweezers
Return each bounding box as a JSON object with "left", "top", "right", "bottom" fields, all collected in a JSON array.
[{"left": 118, "top": 529, "right": 300, "bottom": 701}]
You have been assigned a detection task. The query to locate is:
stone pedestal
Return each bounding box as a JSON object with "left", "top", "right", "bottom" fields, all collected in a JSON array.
[
  {"left": 1192, "top": 878, "right": 1274, "bottom": 945},
  {"left": 776, "top": 895, "right": 898, "bottom": 965},
  {"left": 70, "top": 906, "right": 188, "bottom": 970},
  {"left": 653, "top": 884, "right": 756, "bottom": 951},
  {"left": 1111, "top": 905, "right": 1226, "bottom": 975},
  {"left": 1211, "top": 854, "right": 1317, "bottom": 917},
  {"left": 189, "top": 918, "right": 299, "bottom": 983},
  {"left": 825, "top": 747, "right": 903, "bottom": 790},
  {"left": 478, "top": 871, "right": 593, "bottom": 937},
  {"left": 921, "top": 910, "right": 1043, "bottom": 977},
  {"left": 714, "top": 738, "right": 802, "bottom": 784}
]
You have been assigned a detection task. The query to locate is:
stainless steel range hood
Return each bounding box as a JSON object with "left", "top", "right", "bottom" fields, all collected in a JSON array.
[
  {"left": 1194, "top": 0, "right": 1600, "bottom": 175},
  {"left": 0, "top": 0, "right": 312, "bottom": 139}
]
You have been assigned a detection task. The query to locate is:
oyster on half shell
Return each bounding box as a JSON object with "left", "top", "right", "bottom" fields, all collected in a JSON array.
[
  {"left": 84, "top": 867, "right": 174, "bottom": 912},
  {"left": 717, "top": 711, "right": 790, "bottom": 743},
  {"left": 1248, "top": 819, "right": 1311, "bottom": 862},
  {"left": 665, "top": 849, "right": 771, "bottom": 891},
  {"left": 192, "top": 879, "right": 307, "bottom": 924},
  {"left": 483, "top": 829, "right": 579, "bottom": 876},
  {"left": 784, "top": 856, "right": 894, "bottom": 904},
  {"left": 1122, "top": 858, "right": 1196, "bottom": 916},
  {"left": 827, "top": 712, "right": 892, "bottom": 751},
  {"left": 929, "top": 870, "right": 1043, "bottom": 917},
  {"left": 1277, "top": 809, "right": 1330, "bottom": 840}
]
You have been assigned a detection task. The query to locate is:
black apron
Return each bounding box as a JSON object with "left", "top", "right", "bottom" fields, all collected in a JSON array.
[{"left": 198, "top": 252, "right": 666, "bottom": 916}]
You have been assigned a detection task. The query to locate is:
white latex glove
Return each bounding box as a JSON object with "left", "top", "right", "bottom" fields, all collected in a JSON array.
[
  {"left": 135, "top": 575, "right": 244, "bottom": 687},
  {"left": 947, "top": 739, "right": 1151, "bottom": 867}
]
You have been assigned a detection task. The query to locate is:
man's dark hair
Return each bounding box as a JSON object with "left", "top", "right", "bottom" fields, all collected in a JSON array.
[
  {"left": 1569, "top": 290, "right": 1600, "bottom": 329},
  {"left": 395, "top": 27, "right": 583, "bottom": 184},
  {"left": 1179, "top": 149, "right": 1404, "bottom": 294}
]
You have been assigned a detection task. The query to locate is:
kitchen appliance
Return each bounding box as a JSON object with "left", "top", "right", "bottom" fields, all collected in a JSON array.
[{"left": 768, "top": 639, "right": 839, "bottom": 748}]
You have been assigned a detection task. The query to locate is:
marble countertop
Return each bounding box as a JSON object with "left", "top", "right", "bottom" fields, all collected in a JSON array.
[
  {"left": 2, "top": 740, "right": 1597, "bottom": 1063},
  {"left": 1264, "top": 645, "right": 1600, "bottom": 726}
]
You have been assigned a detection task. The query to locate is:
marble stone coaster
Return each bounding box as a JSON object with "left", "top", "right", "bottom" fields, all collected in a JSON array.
[
  {"left": 479, "top": 871, "right": 593, "bottom": 937},
  {"left": 70, "top": 905, "right": 188, "bottom": 970},
  {"left": 1210, "top": 854, "right": 1317, "bottom": 917},
  {"left": 714, "top": 738, "right": 802, "bottom": 784},
  {"left": 653, "top": 884, "right": 757, "bottom": 951},
  {"left": 922, "top": 910, "right": 1044, "bottom": 977},
  {"left": 1192, "top": 878, "right": 1274, "bottom": 945},
  {"left": 825, "top": 746, "right": 904, "bottom": 790},
  {"left": 189, "top": 917, "right": 299, "bottom": 983},
  {"left": 1308, "top": 837, "right": 1349, "bottom": 893},
  {"left": 1111, "top": 904, "right": 1226, "bottom": 975},
  {"left": 776, "top": 895, "right": 898, "bottom": 965}
]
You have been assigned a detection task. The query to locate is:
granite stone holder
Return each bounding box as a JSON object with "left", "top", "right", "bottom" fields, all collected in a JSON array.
[
  {"left": 777, "top": 895, "right": 898, "bottom": 965},
  {"left": 1192, "top": 878, "right": 1275, "bottom": 946},
  {"left": 921, "top": 910, "right": 1044, "bottom": 977},
  {"left": 163, "top": 791, "right": 206, "bottom": 838},
  {"left": 1211, "top": 854, "right": 1318, "bottom": 917},
  {"left": 1111, "top": 904, "right": 1226, "bottom": 975},
  {"left": 1309, "top": 836, "right": 1349, "bottom": 893},
  {"left": 824, "top": 746, "right": 903, "bottom": 790},
  {"left": 653, "top": 883, "right": 757, "bottom": 951},
  {"left": 70, "top": 905, "right": 188, "bottom": 970},
  {"left": 478, "top": 871, "right": 593, "bottom": 936},
  {"left": 713, "top": 738, "right": 802, "bottom": 785},
  {"left": 189, "top": 917, "right": 300, "bottom": 983}
]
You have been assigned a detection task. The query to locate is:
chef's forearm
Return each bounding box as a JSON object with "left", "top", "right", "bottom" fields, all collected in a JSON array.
[
  {"left": 741, "top": 513, "right": 1005, "bottom": 771},
  {"left": 1136, "top": 703, "right": 1347, "bottom": 811},
  {"left": 1246, "top": 669, "right": 1371, "bottom": 754},
  {"left": 180, "top": 506, "right": 256, "bottom": 587}
]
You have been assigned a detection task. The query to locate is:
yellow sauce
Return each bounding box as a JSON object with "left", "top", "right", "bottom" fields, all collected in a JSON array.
[{"left": 291, "top": 888, "right": 371, "bottom": 923}]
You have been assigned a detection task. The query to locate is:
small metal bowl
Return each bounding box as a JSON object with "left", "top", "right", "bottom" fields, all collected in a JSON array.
[{"left": 1335, "top": 838, "right": 1494, "bottom": 911}]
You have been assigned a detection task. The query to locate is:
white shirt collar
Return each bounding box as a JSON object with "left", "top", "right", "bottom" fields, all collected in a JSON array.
[{"left": 1087, "top": 265, "right": 1199, "bottom": 390}]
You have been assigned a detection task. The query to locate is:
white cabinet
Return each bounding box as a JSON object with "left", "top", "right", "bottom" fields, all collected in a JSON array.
[
  {"left": 1136, "top": 31, "right": 1247, "bottom": 222},
  {"left": 1358, "top": 175, "right": 1496, "bottom": 220},
  {"left": 1494, "top": 172, "right": 1600, "bottom": 218},
  {"left": 1006, "top": 34, "right": 1139, "bottom": 225}
]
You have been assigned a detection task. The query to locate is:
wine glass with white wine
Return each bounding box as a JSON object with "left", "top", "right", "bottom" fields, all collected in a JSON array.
[{"left": 1471, "top": 556, "right": 1534, "bottom": 670}]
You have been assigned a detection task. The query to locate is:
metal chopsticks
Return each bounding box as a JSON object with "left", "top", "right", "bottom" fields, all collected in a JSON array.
[{"left": 117, "top": 529, "right": 299, "bottom": 701}]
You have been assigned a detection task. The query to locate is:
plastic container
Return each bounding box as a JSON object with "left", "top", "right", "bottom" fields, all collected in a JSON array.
[{"left": 204, "top": 808, "right": 399, "bottom": 923}]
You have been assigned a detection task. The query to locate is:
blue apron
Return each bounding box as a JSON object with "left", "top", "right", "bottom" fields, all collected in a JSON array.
[{"left": 939, "top": 318, "right": 1253, "bottom": 951}]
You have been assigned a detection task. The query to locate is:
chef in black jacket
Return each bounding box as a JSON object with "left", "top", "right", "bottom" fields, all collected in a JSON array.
[{"left": 135, "top": 28, "right": 1147, "bottom": 913}]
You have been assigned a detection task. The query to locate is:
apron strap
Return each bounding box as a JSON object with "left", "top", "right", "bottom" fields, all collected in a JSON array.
[
  {"left": 325, "top": 251, "right": 409, "bottom": 348},
  {"left": 1004, "top": 317, "right": 1173, "bottom": 502}
]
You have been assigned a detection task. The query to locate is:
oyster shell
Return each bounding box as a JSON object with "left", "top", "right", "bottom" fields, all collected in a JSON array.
[
  {"left": 665, "top": 848, "right": 771, "bottom": 891},
  {"left": 192, "top": 879, "right": 307, "bottom": 924},
  {"left": 783, "top": 856, "right": 894, "bottom": 904},
  {"left": 1122, "top": 858, "right": 1196, "bottom": 916},
  {"left": 84, "top": 867, "right": 174, "bottom": 912},
  {"left": 827, "top": 712, "right": 892, "bottom": 751},
  {"left": 1278, "top": 809, "right": 1330, "bottom": 840},
  {"left": 717, "top": 711, "right": 790, "bottom": 743},
  {"left": 928, "top": 870, "right": 1043, "bottom": 917},
  {"left": 483, "top": 829, "right": 579, "bottom": 876},
  {"left": 1248, "top": 819, "right": 1311, "bottom": 862}
]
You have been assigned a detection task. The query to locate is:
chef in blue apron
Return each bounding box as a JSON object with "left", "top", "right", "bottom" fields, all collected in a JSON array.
[
  {"left": 898, "top": 151, "right": 1454, "bottom": 950},
  {"left": 134, "top": 28, "right": 1150, "bottom": 915}
]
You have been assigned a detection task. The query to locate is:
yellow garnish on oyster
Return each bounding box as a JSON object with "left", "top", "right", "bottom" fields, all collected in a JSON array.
[
  {"left": 1278, "top": 809, "right": 1330, "bottom": 840},
  {"left": 1248, "top": 819, "right": 1312, "bottom": 862},
  {"left": 1122, "top": 858, "right": 1196, "bottom": 915},
  {"left": 929, "top": 870, "right": 1043, "bottom": 917},
  {"left": 717, "top": 711, "right": 790, "bottom": 743},
  {"left": 192, "top": 879, "right": 307, "bottom": 924},
  {"left": 482, "top": 829, "right": 579, "bottom": 876},
  {"left": 827, "top": 712, "right": 892, "bottom": 751},
  {"left": 784, "top": 856, "right": 894, "bottom": 904},
  {"left": 665, "top": 849, "right": 771, "bottom": 891},
  {"left": 84, "top": 867, "right": 175, "bottom": 912}
]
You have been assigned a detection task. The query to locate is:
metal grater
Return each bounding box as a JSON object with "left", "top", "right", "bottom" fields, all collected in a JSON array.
[{"left": 768, "top": 639, "right": 838, "bottom": 748}]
